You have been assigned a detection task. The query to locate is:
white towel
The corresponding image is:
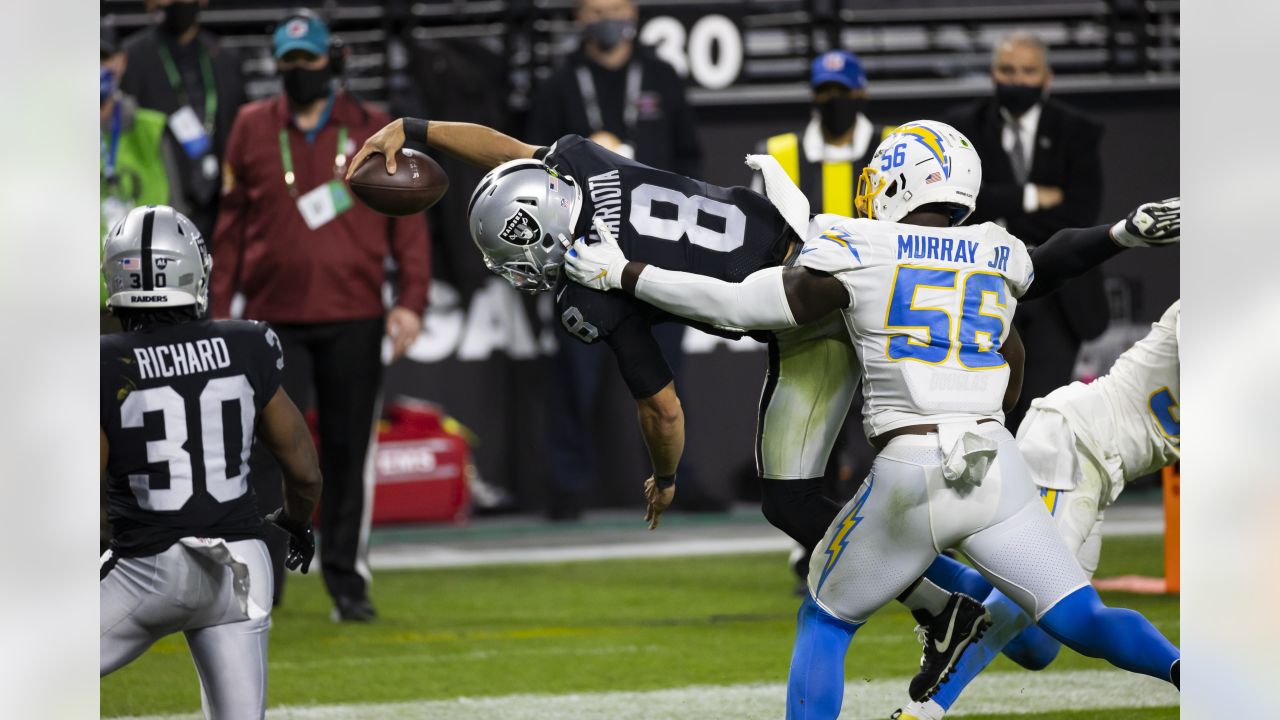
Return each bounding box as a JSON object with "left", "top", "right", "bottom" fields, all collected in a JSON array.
[
  {"left": 745, "top": 154, "right": 812, "bottom": 241},
  {"left": 937, "top": 422, "right": 1000, "bottom": 492},
  {"left": 179, "top": 536, "right": 269, "bottom": 620}
]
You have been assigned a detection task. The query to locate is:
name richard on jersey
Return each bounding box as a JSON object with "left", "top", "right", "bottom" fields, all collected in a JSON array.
[{"left": 133, "top": 338, "right": 232, "bottom": 380}]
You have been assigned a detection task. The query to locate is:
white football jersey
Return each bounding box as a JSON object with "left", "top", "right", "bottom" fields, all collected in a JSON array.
[
  {"left": 796, "top": 215, "right": 1034, "bottom": 438},
  {"left": 1029, "top": 301, "right": 1180, "bottom": 503}
]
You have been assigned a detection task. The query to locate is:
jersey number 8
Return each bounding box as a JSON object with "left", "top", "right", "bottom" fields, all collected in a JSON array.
[{"left": 629, "top": 183, "right": 746, "bottom": 253}]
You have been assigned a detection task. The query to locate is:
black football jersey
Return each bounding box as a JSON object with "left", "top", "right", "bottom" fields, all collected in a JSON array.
[
  {"left": 541, "top": 135, "right": 796, "bottom": 397},
  {"left": 100, "top": 319, "right": 282, "bottom": 557}
]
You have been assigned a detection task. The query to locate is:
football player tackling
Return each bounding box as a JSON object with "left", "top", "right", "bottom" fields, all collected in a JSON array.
[
  {"left": 100, "top": 206, "right": 321, "bottom": 719},
  {"left": 565, "top": 120, "right": 1180, "bottom": 718}
]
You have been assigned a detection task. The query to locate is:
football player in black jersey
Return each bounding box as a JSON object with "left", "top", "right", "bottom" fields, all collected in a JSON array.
[
  {"left": 100, "top": 205, "right": 322, "bottom": 719},
  {"left": 349, "top": 118, "right": 799, "bottom": 529}
]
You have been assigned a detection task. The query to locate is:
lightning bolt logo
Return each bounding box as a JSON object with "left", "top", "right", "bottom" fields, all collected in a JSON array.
[
  {"left": 820, "top": 227, "right": 863, "bottom": 263},
  {"left": 892, "top": 124, "right": 951, "bottom": 178},
  {"left": 815, "top": 475, "right": 874, "bottom": 595}
]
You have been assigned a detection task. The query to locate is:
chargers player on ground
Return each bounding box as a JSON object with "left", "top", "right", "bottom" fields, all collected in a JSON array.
[
  {"left": 895, "top": 300, "right": 1181, "bottom": 720},
  {"left": 101, "top": 206, "right": 322, "bottom": 719},
  {"left": 565, "top": 120, "right": 1181, "bottom": 718}
]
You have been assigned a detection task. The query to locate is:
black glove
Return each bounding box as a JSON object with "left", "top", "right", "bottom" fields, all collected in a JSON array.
[
  {"left": 1110, "top": 197, "right": 1180, "bottom": 247},
  {"left": 265, "top": 507, "right": 315, "bottom": 574}
]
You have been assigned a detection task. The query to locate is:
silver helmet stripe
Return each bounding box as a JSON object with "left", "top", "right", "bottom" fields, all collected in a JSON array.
[{"left": 140, "top": 207, "right": 156, "bottom": 291}]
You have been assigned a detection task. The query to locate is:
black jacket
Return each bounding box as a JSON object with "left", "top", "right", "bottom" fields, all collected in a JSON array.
[
  {"left": 120, "top": 28, "right": 246, "bottom": 238},
  {"left": 526, "top": 46, "right": 702, "bottom": 179},
  {"left": 945, "top": 96, "right": 1109, "bottom": 342}
]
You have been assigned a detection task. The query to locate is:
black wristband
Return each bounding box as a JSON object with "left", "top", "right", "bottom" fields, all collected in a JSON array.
[
  {"left": 654, "top": 473, "right": 676, "bottom": 489},
  {"left": 402, "top": 117, "right": 429, "bottom": 149}
]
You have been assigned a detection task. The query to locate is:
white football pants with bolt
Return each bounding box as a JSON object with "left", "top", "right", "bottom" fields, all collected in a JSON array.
[
  {"left": 101, "top": 538, "right": 272, "bottom": 719},
  {"left": 808, "top": 424, "right": 1090, "bottom": 624}
]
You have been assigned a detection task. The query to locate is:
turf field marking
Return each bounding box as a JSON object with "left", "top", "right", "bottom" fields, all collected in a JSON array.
[
  {"left": 368, "top": 518, "right": 1162, "bottom": 571},
  {"left": 111, "top": 668, "right": 1177, "bottom": 719}
]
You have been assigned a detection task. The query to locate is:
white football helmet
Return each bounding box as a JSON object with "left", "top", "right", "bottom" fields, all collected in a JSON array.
[
  {"left": 855, "top": 120, "right": 982, "bottom": 225},
  {"left": 468, "top": 158, "right": 582, "bottom": 293},
  {"left": 102, "top": 205, "right": 211, "bottom": 312}
]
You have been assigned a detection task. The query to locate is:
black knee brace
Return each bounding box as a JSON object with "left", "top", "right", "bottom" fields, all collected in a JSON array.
[{"left": 760, "top": 476, "right": 843, "bottom": 551}]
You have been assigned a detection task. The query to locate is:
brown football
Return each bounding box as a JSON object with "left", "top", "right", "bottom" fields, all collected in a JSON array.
[{"left": 348, "top": 148, "right": 449, "bottom": 216}]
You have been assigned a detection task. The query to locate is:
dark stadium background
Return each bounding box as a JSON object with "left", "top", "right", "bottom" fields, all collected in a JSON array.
[{"left": 101, "top": 0, "right": 1179, "bottom": 512}]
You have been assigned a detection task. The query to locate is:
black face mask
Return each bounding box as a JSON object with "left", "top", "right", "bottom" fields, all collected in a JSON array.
[
  {"left": 816, "top": 96, "right": 864, "bottom": 138},
  {"left": 583, "top": 19, "right": 636, "bottom": 52},
  {"left": 995, "top": 83, "right": 1044, "bottom": 117},
  {"left": 160, "top": 2, "right": 200, "bottom": 36},
  {"left": 283, "top": 65, "right": 333, "bottom": 106}
]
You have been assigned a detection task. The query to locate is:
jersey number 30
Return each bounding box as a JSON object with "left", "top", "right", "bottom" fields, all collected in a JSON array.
[
  {"left": 885, "top": 267, "right": 1008, "bottom": 369},
  {"left": 119, "top": 375, "right": 255, "bottom": 511}
]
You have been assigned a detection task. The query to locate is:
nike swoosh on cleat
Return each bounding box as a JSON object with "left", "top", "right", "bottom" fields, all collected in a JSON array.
[{"left": 933, "top": 613, "right": 958, "bottom": 653}]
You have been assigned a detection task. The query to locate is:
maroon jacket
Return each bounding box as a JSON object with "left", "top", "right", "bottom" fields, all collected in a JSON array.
[{"left": 211, "top": 92, "right": 430, "bottom": 323}]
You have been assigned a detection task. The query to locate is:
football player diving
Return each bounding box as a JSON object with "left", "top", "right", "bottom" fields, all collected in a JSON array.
[
  {"left": 345, "top": 117, "right": 1170, "bottom": 699},
  {"left": 348, "top": 117, "right": 1009, "bottom": 662},
  {"left": 894, "top": 300, "right": 1181, "bottom": 720},
  {"left": 563, "top": 120, "right": 1181, "bottom": 718},
  {"left": 349, "top": 117, "right": 797, "bottom": 533},
  {"left": 100, "top": 205, "right": 321, "bottom": 719}
]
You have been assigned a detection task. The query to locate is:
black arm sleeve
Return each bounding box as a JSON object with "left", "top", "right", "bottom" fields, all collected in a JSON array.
[
  {"left": 605, "top": 313, "right": 674, "bottom": 400},
  {"left": 1022, "top": 223, "right": 1120, "bottom": 301}
]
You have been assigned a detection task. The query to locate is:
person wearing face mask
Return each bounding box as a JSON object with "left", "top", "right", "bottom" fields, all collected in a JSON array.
[
  {"left": 211, "top": 11, "right": 431, "bottom": 622},
  {"left": 754, "top": 50, "right": 889, "bottom": 218},
  {"left": 527, "top": 0, "right": 702, "bottom": 176},
  {"left": 100, "top": 22, "right": 189, "bottom": 332},
  {"left": 943, "top": 31, "right": 1109, "bottom": 432},
  {"left": 527, "top": 0, "right": 708, "bottom": 520},
  {"left": 120, "top": 0, "right": 246, "bottom": 243}
]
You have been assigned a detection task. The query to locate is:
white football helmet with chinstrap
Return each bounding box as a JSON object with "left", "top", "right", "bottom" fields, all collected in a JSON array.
[
  {"left": 468, "top": 158, "right": 582, "bottom": 293},
  {"left": 855, "top": 120, "right": 982, "bottom": 225},
  {"left": 102, "top": 205, "right": 212, "bottom": 312}
]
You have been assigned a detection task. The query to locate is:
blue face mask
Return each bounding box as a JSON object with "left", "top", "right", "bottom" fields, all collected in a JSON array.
[{"left": 100, "top": 67, "right": 116, "bottom": 106}]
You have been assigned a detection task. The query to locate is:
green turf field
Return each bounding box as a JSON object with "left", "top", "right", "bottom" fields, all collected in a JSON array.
[{"left": 101, "top": 534, "right": 1178, "bottom": 718}]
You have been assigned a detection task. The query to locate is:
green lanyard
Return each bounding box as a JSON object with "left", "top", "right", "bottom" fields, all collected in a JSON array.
[
  {"left": 278, "top": 125, "right": 349, "bottom": 197},
  {"left": 156, "top": 43, "right": 217, "bottom": 132}
]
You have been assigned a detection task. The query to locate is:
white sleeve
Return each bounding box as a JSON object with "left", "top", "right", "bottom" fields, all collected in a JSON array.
[
  {"left": 1010, "top": 238, "right": 1035, "bottom": 298},
  {"left": 633, "top": 266, "right": 798, "bottom": 331}
]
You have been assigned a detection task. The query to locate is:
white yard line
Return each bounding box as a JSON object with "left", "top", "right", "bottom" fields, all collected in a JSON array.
[
  {"left": 368, "top": 517, "right": 1162, "bottom": 570},
  {"left": 112, "top": 668, "right": 1177, "bottom": 720}
]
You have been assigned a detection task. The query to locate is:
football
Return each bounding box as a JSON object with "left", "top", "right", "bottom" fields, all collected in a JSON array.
[{"left": 347, "top": 148, "right": 449, "bottom": 216}]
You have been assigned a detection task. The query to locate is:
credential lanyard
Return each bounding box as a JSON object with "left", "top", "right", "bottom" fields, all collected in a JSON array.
[
  {"left": 278, "top": 125, "right": 348, "bottom": 197},
  {"left": 102, "top": 102, "right": 122, "bottom": 183},
  {"left": 157, "top": 42, "right": 217, "bottom": 132},
  {"left": 576, "top": 62, "right": 643, "bottom": 135}
]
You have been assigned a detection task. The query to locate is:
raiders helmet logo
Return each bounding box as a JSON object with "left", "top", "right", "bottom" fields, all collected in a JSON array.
[{"left": 499, "top": 208, "right": 542, "bottom": 246}]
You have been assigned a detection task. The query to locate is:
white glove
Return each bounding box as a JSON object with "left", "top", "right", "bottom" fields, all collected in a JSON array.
[
  {"left": 1110, "top": 197, "right": 1180, "bottom": 247},
  {"left": 566, "top": 217, "right": 631, "bottom": 292}
]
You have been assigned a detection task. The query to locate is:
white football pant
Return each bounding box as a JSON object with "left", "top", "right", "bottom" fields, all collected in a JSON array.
[{"left": 101, "top": 538, "right": 272, "bottom": 719}]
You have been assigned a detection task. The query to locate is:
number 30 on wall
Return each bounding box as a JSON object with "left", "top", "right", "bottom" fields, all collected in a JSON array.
[{"left": 640, "top": 15, "right": 743, "bottom": 90}]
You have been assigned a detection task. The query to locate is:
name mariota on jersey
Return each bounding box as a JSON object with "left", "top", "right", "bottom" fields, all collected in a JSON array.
[
  {"left": 586, "top": 170, "right": 622, "bottom": 242},
  {"left": 133, "top": 338, "right": 232, "bottom": 380},
  {"left": 896, "top": 233, "right": 1011, "bottom": 271}
]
